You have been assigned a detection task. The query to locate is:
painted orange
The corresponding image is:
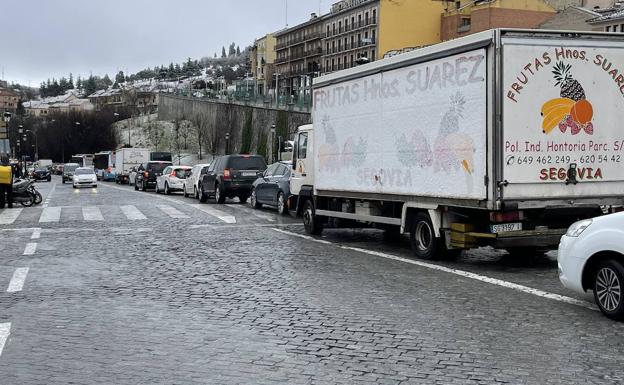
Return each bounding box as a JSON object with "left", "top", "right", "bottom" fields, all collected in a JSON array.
[{"left": 571, "top": 100, "right": 593, "bottom": 124}]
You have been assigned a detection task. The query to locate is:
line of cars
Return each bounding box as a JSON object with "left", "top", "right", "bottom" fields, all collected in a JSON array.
[{"left": 126, "top": 154, "right": 291, "bottom": 214}]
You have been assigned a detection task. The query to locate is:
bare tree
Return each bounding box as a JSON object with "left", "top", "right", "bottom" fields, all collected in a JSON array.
[{"left": 190, "top": 111, "right": 210, "bottom": 160}]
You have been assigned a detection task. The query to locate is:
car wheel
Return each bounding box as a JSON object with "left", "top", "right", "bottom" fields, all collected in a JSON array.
[
  {"left": 215, "top": 183, "right": 225, "bottom": 204},
  {"left": 183, "top": 185, "right": 188, "bottom": 198},
  {"left": 194, "top": 186, "right": 198, "bottom": 199},
  {"left": 593, "top": 260, "right": 624, "bottom": 321},
  {"left": 198, "top": 185, "right": 207, "bottom": 203},
  {"left": 239, "top": 195, "right": 248, "bottom": 204},
  {"left": 165, "top": 183, "right": 171, "bottom": 195},
  {"left": 250, "top": 188, "right": 262, "bottom": 209},
  {"left": 303, "top": 200, "right": 323, "bottom": 235},
  {"left": 155, "top": 183, "right": 160, "bottom": 194},
  {"left": 409, "top": 212, "right": 442, "bottom": 260},
  {"left": 277, "top": 192, "right": 287, "bottom": 215}
]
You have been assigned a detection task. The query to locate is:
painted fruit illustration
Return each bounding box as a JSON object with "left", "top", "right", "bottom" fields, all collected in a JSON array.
[
  {"left": 541, "top": 62, "right": 593, "bottom": 135},
  {"left": 318, "top": 116, "right": 340, "bottom": 173},
  {"left": 341, "top": 137, "right": 354, "bottom": 167},
  {"left": 396, "top": 131, "right": 432, "bottom": 168},
  {"left": 433, "top": 91, "right": 475, "bottom": 174}
]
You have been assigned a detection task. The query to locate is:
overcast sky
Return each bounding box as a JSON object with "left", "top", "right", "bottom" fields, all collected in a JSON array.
[{"left": 1, "top": 0, "right": 329, "bottom": 87}]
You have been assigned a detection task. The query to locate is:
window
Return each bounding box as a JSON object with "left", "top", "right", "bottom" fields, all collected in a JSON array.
[
  {"left": 326, "top": 25, "right": 330, "bottom": 36},
  {"left": 614, "top": 25, "right": 619, "bottom": 32},
  {"left": 607, "top": 25, "right": 611, "bottom": 32},
  {"left": 326, "top": 42, "right": 329, "bottom": 53},
  {"left": 338, "top": 57, "right": 341, "bottom": 69},
  {"left": 371, "top": 50, "right": 375, "bottom": 61},
  {"left": 350, "top": 55, "right": 354, "bottom": 67},
  {"left": 325, "top": 60, "right": 329, "bottom": 70},
  {"left": 338, "top": 21, "right": 342, "bottom": 32},
  {"left": 365, "top": 12, "right": 369, "bottom": 24},
  {"left": 344, "top": 38, "right": 347, "bottom": 49},
  {"left": 264, "top": 163, "right": 279, "bottom": 176},
  {"left": 358, "top": 14, "right": 362, "bottom": 27},
  {"left": 372, "top": 30, "right": 376, "bottom": 43},
  {"left": 332, "top": 59, "right": 335, "bottom": 71},
  {"left": 338, "top": 39, "right": 341, "bottom": 50},
  {"left": 373, "top": 9, "right": 377, "bottom": 23},
  {"left": 332, "top": 23, "right": 336, "bottom": 34},
  {"left": 298, "top": 132, "right": 308, "bottom": 159}
]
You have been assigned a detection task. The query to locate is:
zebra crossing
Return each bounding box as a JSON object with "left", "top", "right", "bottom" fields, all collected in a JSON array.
[{"left": 0, "top": 203, "right": 237, "bottom": 225}]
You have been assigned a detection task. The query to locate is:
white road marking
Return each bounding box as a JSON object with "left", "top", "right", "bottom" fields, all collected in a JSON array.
[
  {"left": 0, "top": 323, "right": 10, "bottom": 357},
  {"left": 0, "top": 208, "right": 23, "bottom": 225},
  {"left": 23, "top": 243, "right": 37, "bottom": 255},
  {"left": 190, "top": 223, "right": 303, "bottom": 229},
  {"left": 31, "top": 228, "right": 41, "bottom": 239},
  {"left": 226, "top": 204, "right": 274, "bottom": 222},
  {"left": 42, "top": 181, "right": 56, "bottom": 208},
  {"left": 39, "top": 207, "right": 61, "bottom": 223},
  {"left": 191, "top": 204, "right": 236, "bottom": 223},
  {"left": 120, "top": 205, "right": 147, "bottom": 221},
  {"left": 6, "top": 268, "right": 29, "bottom": 293},
  {"left": 157, "top": 205, "right": 189, "bottom": 219},
  {"left": 272, "top": 228, "right": 599, "bottom": 312},
  {"left": 82, "top": 206, "right": 104, "bottom": 221}
]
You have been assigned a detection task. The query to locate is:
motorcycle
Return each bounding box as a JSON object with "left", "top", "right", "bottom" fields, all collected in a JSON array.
[{"left": 11, "top": 178, "right": 37, "bottom": 207}]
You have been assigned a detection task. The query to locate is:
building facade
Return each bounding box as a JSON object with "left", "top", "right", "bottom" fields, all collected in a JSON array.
[
  {"left": 440, "top": 0, "right": 557, "bottom": 41},
  {"left": 321, "top": 0, "right": 447, "bottom": 73},
  {"left": 251, "top": 33, "right": 277, "bottom": 96},
  {"left": 0, "top": 88, "right": 20, "bottom": 114},
  {"left": 588, "top": 4, "right": 624, "bottom": 31},
  {"left": 274, "top": 13, "right": 325, "bottom": 101}
]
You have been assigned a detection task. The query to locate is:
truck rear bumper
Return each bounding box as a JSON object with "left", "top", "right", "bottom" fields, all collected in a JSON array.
[{"left": 489, "top": 230, "right": 566, "bottom": 248}]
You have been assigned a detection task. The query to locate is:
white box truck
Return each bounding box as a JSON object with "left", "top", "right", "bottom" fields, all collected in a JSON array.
[
  {"left": 114, "top": 148, "right": 149, "bottom": 184},
  {"left": 289, "top": 29, "right": 624, "bottom": 259}
]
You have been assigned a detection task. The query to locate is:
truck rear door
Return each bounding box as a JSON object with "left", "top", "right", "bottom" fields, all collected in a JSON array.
[{"left": 501, "top": 33, "right": 624, "bottom": 201}]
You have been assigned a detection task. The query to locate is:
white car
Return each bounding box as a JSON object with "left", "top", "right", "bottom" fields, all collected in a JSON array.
[
  {"left": 558, "top": 211, "right": 624, "bottom": 320},
  {"left": 183, "top": 163, "right": 211, "bottom": 199},
  {"left": 155, "top": 166, "right": 191, "bottom": 195},
  {"left": 72, "top": 167, "right": 97, "bottom": 188}
]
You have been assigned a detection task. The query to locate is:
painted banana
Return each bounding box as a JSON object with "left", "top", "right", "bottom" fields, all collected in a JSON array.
[
  {"left": 542, "top": 105, "right": 572, "bottom": 134},
  {"left": 541, "top": 98, "right": 575, "bottom": 117}
]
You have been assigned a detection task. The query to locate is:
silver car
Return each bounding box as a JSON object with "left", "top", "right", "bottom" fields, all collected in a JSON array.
[{"left": 183, "top": 163, "right": 211, "bottom": 199}]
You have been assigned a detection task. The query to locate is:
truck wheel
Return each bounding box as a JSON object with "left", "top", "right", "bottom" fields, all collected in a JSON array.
[
  {"left": 593, "top": 260, "right": 624, "bottom": 321},
  {"left": 410, "top": 213, "right": 441, "bottom": 260},
  {"left": 303, "top": 200, "right": 323, "bottom": 235},
  {"left": 198, "top": 185, "right": 207, "bottom": 203}
]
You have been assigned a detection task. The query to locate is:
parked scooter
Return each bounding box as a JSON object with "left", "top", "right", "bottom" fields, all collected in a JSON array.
[{"left": 11, "top": 178, "right": 37, "bottom": 207}]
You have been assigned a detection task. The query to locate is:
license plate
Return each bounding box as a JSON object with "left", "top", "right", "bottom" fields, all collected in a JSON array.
[
  {"left": 242, "top": 172, "right": 256, "bottom": 177},
  {"left": 491, "top": 222, "right": 523, "bottom": 233}
]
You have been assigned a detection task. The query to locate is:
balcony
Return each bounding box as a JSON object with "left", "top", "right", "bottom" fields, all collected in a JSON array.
[
  {"left": 304, "top": 47, "right": 323, "bottom": 57},
  {"left": 322, "top": 38, "right": 376, "bottom": 56},
  {"left": 323, "top": 18, "right": 377, "bottom": 38}
]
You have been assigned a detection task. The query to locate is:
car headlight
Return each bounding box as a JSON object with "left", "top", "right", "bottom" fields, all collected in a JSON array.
[{"left": 566, "top": 219, "right": 592, "bottom": 237}]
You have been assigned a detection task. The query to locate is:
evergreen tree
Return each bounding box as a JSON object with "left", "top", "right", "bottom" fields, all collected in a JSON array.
[
  {"left": 103, "top": 74, "right": 113, "bottom": 86},
  {"left": 115, "top": 71, "right": 125, "bottom": 84},
  {"left": 69, "top": 73, "right": 74, "bottom": 89},
  {"left": 76, "top": 76, "right": 82, "bottom": 90},
  {"left": 236, "top": 46, "right": 241, "bottom": 56},
  {"left": 221, "top": 46, "right": 226, "bottom": 58},
  {"left": 229, "top": 42, "right": 236, "bottom": 57}
]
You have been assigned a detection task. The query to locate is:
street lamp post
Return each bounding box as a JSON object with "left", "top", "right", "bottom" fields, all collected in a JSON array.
[
  {"left": 3, "top": 112, "right": 12, "bottom": 157},
  {"left": 21, "top": 128, "right": 38, "bottom": 162},
  {"left": 225, "top": 132, "right": 230, "bottom": 155}
]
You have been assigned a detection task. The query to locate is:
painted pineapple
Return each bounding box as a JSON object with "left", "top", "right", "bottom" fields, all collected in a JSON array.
[
  {"left": 552, "top": 61, "right": 585, "bottom": 101},
  {"left": 439, "top": 91, "right": 465, "bottom": 136}
]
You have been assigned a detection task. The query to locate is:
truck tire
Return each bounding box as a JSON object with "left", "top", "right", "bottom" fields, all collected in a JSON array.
[
  {"left": 410, "top": 213, "right": 442, "bottom": 260},
  {"left": 303, "top": 200, "right": 323, "bottom": 235},
  {"left": 593, "top": 260, "right": 624, "bottom": 321}
]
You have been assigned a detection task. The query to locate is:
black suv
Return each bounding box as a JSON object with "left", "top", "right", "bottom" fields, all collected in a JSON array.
[
  {"left": 134, "top": 161, "right": 173, "bottom": 191},
  {"left": 199, "top": 155, "right": 266, "bottom": 204}
]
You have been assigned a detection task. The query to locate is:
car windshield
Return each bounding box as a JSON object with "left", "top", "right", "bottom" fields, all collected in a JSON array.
[
  {"left": 64, "top": 165, "right": 78, "bottom": 172},
  {"left": 148, "top": 163, "right": 171, "bottom": 172},
  {"left": 229, "top": 157, "right": 266, "bottom": 171},
  {"left": 75, "top": 168, "right": 95, "bottom": 175}
]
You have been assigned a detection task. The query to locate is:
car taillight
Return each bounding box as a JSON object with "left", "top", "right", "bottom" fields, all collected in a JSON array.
[
  {"left": 611, "top": 206, "right": 624, "bottom": 213},
  {"left": 144, "top": 171, "right": 149, "bottom": 177},
  {"left": 489, "top": 211, "right": 523, "bottom": 223},
  {"left": 223, "top": 169, "right": 231, "bottom": 181},
  {"left": 170, "top": 171, "right": 177, "bottom": 177},
  {"left": 107, "top": 167, "right": 112, "bottom": 173}
]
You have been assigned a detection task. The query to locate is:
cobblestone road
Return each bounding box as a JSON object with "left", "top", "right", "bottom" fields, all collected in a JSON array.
[{"left": 0, "top": 176, "right": 622, "bottom": 384}]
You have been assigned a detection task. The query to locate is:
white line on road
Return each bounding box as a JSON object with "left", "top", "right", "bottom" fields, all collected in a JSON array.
[
  {"left": 157, "top": 205, "right": 189, "bottom": 219},
  {"left": 226, "top": 204, "right": 274, "bottom": 222},
  {"left": 6, "top": 268, "right": 29, "bottom": 293},
  {"left": 39, "top": 207, "right": 61, "bottom": 223},
  {"left": 82, "top": 206, "right": 104, "bottom": 221},
  {"left": 191, "top": 204, "right": 236, "bottom": 223},
  {"left": 30, "top": 228, "right": 41, "bottom": 239},
  {"left": 120, "top": 205, "right": 147, "bottom": 221},
  {"left": 0, "top": 323, "right": 10, "bottom": 358},
  {"left": 23, "top": 243, "right": 37, "bottom": 256},
  {"left": 0, "top": 208, "right": 23, "bottom": 225},
  {"left": 272, "top": 228, "right": 599, "bottom": 312},
  {"left": 42, "top": 181, "right": 56, "bottom": 208}
]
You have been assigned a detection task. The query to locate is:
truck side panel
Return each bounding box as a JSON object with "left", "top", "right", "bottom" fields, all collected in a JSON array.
[{"left": 312, "top": 49, "right": 489, "bottom": 201}]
